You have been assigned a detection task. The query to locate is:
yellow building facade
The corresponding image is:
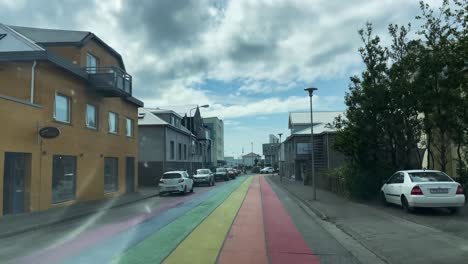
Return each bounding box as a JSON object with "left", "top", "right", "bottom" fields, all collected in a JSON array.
[{"left": 0, "top": 24, "right": 143, "bottom": 217}]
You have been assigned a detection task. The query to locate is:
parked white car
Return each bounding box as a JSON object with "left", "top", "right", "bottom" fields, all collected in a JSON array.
[
  {"left": 193, "top": 169, "right": 215, "bottom": 186},
  {"left": 159, "top": 171, "right": 194, "bottom": 195},
  {"left": 380, "top": 170, "right": 465, "bottom": 213},
  {"left": 260, "top": 167, "right": 274, "bottom": 174}
]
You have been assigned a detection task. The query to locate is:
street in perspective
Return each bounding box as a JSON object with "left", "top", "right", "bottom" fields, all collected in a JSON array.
[{"left": 0, "top": 0, "right": 467, "bottom": 263}]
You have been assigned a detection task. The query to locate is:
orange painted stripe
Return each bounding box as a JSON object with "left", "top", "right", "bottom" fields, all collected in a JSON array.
[{"left": 217, "top": 176, "right": 268, "bottom": 264}]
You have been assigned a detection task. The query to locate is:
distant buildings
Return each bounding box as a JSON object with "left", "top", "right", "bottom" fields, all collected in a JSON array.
[
  {"left": 281, "top": 111, "right": 346, "bottom": 185},
  {"left": 224, "top": 156, "right": 242, "bottom": 167},
  {"left": 242, "top": 152, "right": 261, "bottom": 167},
  {"left": 204, "top": 117, "right": 225, "bottom": 166}
]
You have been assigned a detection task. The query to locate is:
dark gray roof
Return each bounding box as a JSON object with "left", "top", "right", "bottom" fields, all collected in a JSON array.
[
  {"left": 9, "top": 26, "right": 90, "bottom": 44},
  {"left": 8, "top": 25, "right": 125, "bottom": 70}
]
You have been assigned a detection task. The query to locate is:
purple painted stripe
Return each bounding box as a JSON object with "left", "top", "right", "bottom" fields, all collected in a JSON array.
[{"left": 12, "top": 191, "right": 206, "bottom": 264}]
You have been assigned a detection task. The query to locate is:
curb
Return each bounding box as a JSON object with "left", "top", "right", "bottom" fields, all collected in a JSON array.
[
  {"left": 265, "top": 175, "right": 329, "bottom": 221},
  {"left": 0, "top": 192, "right": 159, "bottom": 239}
]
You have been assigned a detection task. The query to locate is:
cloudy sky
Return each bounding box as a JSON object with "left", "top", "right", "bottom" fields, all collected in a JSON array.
[{"left": 0, "top": 0, "right": 441, "bottom": 157}]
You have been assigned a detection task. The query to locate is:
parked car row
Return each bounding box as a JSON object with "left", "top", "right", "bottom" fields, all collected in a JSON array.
[
  {"left": 159, "top": 167, "right": 240, "bottom": 196},
  {"left": 380, "top": 170, "right": 465, "bottom": 214}
]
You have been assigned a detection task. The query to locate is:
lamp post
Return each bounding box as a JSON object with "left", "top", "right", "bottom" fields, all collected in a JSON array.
[
  {"left": 304, "top": 87, "right": 318, "bottom": 200},
  {"left": 278, "top": 133, "right": 283, "bottom": 177},
  {"left": 251, "top": 142, "right": 253, "bottom": 167},
  {"left": 189, "top": 104, "right": 209, "bottom": 175}
]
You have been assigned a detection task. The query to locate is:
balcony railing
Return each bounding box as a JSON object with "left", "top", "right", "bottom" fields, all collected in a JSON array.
[{"left": 85, "top": 67, "right": 132, "bottom": 97}]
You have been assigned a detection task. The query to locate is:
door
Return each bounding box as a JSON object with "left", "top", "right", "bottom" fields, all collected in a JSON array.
[
  {"left": 384, "top": 173, "right": 399, "bottom": 204},
  {"left": 393, "top": 173, "right": 405, "bottom": 204},
  {"left": 3, "top": 152, "right": 30, "bottom": 215},
  {"left": 125, "top": 157, "right": 135, "bottom": 193}
]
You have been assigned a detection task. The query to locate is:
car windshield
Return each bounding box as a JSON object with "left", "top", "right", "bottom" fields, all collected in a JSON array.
[
  {"left": 197, "top": 169, "right": 210, "bottom": 174},
  {"left": 162, "top": 173, "right": 182, "bottom": 179},
  {"left": 409, "top": 172, "right": 453, "bottom": 182},
  {"left": 216, "top": 168, "right": 225, "bottom": 172}
]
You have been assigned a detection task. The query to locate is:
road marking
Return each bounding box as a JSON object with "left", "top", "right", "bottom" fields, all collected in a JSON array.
[
  {"left": 260, "top": 176, "right": 320, "bottom": 264},
  {"left": 110, "top": 177, "right": 248, "bottom": 264},
  {"left": 163, "top": 177, "right": 253, "bottom": 264},
  {"left": 217, "top": 176, "right": 268, "bottom": 264}
]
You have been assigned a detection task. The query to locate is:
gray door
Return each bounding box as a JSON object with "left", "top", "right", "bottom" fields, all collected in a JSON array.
[
  {"left": 3, "top": 152, "right": 30, "bottom": 214},
  {"left": 126, "top": 157, "right": 135, "bottom": 193}
]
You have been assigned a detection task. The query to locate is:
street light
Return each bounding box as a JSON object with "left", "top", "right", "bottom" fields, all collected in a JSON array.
[
  {"left": 189, "top": 104, "right": 210, "bottom": 175},
  {"left": 278, "top": 133, "right": 283, "bottom": 178},
  {"left": 304, "top": 87, "right": 318, "bottom": 200}
]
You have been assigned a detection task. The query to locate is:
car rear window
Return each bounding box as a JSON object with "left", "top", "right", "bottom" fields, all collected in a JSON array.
[
  {"left": 197, "top": 169, "right": 210, "bottom": 174},
  {"left": 216, "top": 168, "right": 225, "bottom": 172},
  {"left": 409, "top": 172, "right": 453, "bottom": 182},
  {"left": 162, "top": 173, "right": 182, "bottom": 179}
]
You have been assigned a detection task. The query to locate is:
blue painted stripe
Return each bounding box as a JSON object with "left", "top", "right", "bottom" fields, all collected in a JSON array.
[{"left": 63, "top": 177, "right": 247, "bottom": 264}]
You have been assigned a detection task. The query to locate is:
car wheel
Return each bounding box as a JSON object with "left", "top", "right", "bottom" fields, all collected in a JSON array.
[
  {"left": 190, "top": 185, "right": 194, "bottom": 193},
  {"left": 182, "top": 186, "right": 187, "bottom": 195},
  {"left": 448, "top": 207, "right": 459, "bottom": 214},
  {"left": 380, "top": 192, "right": 388, "bottom": 206},
  {"left": 401, "top": 196, "right": 413, "bottom": 213}
]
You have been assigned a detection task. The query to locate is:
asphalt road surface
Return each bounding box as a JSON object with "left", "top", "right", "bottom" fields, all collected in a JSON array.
[{"left": 0, "top": 175, "right": 358, "bottom": 264}]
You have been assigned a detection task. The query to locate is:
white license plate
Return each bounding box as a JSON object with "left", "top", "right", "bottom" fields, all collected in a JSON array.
[{"left": 430, "top": 188, "right": 448, "bottom": 194}]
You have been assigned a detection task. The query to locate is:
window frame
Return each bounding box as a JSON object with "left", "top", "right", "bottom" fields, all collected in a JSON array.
[
  {"left": 178, "top": 143, "right": 182, "bottom": 160},
  {"left": 170, "top": 141, "right": 175, "bottom": 160},
  {"left": 85, "top": 104, "right": 98, "bottom": 129},
  {"left": 184, "top": 144, "right": 187, "bottom": 160},
  {"left": 104, "top": 157, "right": 118, "bottom": 193},
  {"left": 108, "top": 112, "right": 118, "bottom": 134},
  {"left": 86, "top": 52, "right": 99, "bottom": 73},
  {"left": 53, "top": 93, "right": 71, "bottom": 124},
  {"left": 52, "top": 155, "right": 76, "bottom": 204},
  {"left": 125, "top": 117, "right": 133, "bottom": 137}
]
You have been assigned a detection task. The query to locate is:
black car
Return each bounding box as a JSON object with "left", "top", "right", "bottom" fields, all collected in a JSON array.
[
  {"left": 214, "top": 167, "right": 229, "bottom": 181},
  {"left": 226, "top": 168, "right": 236, "bottom": 179}
]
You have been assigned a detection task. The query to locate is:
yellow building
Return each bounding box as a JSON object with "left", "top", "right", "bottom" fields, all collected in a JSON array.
[{"left": 0, "top": 23, "right": 143, "bottom": 217}]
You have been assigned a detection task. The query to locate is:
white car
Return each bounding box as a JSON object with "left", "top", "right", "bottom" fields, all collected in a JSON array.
[
  {"left": 193, "top": 169, "right": 215, "bottom": 186},
  {"left": 159, "top": 171, "right": 194, "bottom": 195},
  {"left": 380, "top": 170, "right": 465, "bottom": 213},
  {"left": 260, "top": 167, "right": 274, "bottom": 174}
]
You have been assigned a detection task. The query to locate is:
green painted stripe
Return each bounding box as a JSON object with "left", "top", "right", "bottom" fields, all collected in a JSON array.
[
  {"left": 112, "top": 177, "right": 249, "bottom": 264},
  {"left": 163, "top": 177, "right": 253, "bottom": 264}
]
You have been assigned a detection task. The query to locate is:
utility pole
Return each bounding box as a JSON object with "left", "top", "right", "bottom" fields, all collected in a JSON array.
[{"left": 304, "top": 87, "right": 318, "bottom": 200}]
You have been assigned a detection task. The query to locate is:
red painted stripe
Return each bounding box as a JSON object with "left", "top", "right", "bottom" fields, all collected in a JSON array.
[
  {"left": 218, "top": 176, "right": 268, "bottom": 264},
  {"left": 260, "top": 176, "right": 320, "bottom": 264}
]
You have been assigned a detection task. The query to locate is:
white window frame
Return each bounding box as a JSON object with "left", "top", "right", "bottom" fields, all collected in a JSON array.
[
  {"left": 108, "top": 112, "right": 118, "bottom": 134},
  {"left": 126, "top": 118, "right": 133, "bottom": 137},
  {"left": 85, "top": 104, "right": 98, "bottom": 129},
  {"left": 54, "top": 93, "right": 71, "bottom": 123},
  {"left": 86, "top": 53, "right": 99, "bottom": 73}
]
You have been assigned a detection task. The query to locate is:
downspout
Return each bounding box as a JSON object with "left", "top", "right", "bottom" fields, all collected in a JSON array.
[{"left": 30, "top": 60, "right": 37, "bottom": 103}]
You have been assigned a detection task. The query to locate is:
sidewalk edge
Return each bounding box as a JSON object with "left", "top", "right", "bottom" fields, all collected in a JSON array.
[
  {"left": 266, "top": 176, "right": 329, "bottom": 221},
  {"left": 0, "top": 192, "right": 159, "bottom": 239}
]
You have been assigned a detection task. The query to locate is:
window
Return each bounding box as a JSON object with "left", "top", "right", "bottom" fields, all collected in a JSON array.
[
  {"left": 86, "top": 104, "right": 97, "bottom": 129},
  {"left": 104, "top": 157, "right": 118, "bottom": 193},
  {"left": 178, "top": 143, "right": 182, "bottom": 160},
  {"left": 54, "top": 94, "right": 70, "bottom": 123},
  {"left": 184, "top": 144, "right": 187, "bottom": 160},
  {"left": 171, "top": 116, "right": 175, "bottom": 126},
  {"left": 126, "top": 118, "right": 133, "bottom": 137},
  {"left": 86, "top": 53, "right": 99, "bottom": 73},
  {"left": 170, "top": 141, "right": 175, "bottom": 160},
  {"left": 52, "top": 155, "right": 76, "bottom": 203},
  {"left": 108, "top": 112, "right": 118, "bottom": 134},
  {"left": 409, "top": 172, "right": 453, "bottom": 182},
  {"left": 162, "top": 172, "right": 182, "bottom": 179}
]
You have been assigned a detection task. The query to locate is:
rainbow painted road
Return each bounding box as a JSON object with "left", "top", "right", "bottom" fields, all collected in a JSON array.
[{"left": 10, "top": 175, "right": 320, "bottom": 264}]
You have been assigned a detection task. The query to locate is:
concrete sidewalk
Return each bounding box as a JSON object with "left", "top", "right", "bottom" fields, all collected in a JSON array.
[
  {"left": 267, "top": 175, "right": 468, "bottom": 264},
  {"left": 0, "top": 186, "right": 159, "bottom": 238}
]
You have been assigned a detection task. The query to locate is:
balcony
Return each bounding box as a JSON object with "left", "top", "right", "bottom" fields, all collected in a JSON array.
[{"left": 85, "top": 67, "right": 132, "bottom": 97}]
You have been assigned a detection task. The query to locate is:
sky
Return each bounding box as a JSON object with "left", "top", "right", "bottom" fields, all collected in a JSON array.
[{"left": 0, "top": 0, "right": 443, "bottom": 157}]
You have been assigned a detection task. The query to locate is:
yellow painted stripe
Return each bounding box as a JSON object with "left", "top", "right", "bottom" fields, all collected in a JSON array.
[{"left": 163, "top": 177, "right": 253, "bottom": 264}]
